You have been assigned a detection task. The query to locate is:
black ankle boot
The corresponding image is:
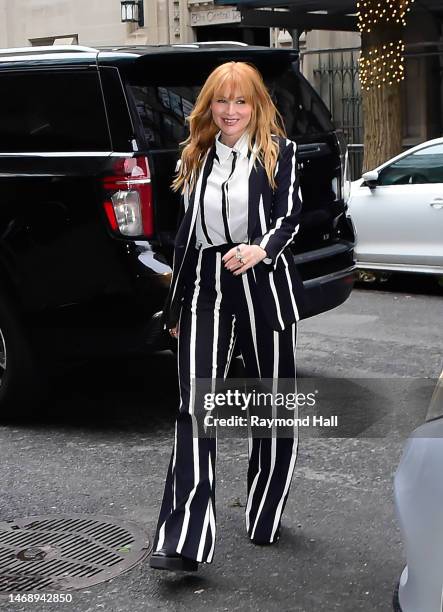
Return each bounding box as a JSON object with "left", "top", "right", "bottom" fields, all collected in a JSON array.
[
  {"left": 150, "top": 548, "right": 199, "bottom": 571},
  {"left": 250, "top": 529, "right": 281, "bottom": 546}
]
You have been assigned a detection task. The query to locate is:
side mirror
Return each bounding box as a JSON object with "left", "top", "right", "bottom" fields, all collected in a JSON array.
[{"left": 361, "top": 170, "right": 380, "bottom": 189}]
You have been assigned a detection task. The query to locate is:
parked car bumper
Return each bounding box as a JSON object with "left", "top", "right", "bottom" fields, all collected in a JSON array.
[
  {"left": 355, "top": 260, "right": 443, "bottom": 276},
  {"left": 293, "top": 241, "right": 356, "bottom": 319},
  {"left": 301, "top": 266, "right": 355, "bottom": 318}
]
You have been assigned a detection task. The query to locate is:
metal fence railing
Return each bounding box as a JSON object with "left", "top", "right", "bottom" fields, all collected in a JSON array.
[{"left": 300, "top": 46, "right": 363, "bottom": 179}]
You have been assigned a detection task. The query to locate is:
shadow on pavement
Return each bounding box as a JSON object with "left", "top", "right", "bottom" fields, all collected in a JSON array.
[
  {"left": 10, "top": 352, "right": 247, "bottom": 431},
  {"left": 12, "top": 350, "right": 180, "bottom": 430}
]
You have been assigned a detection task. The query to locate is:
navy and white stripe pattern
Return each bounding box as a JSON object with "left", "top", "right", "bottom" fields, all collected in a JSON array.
[
  {"left": 162, "top": 135, "right": 304, "bottom": 333},
  {"left": 153, "top": 244, "right": 298, "bottom": 562},
  {"left": 252, "top": 138, "right": 301, "bottom": 269}
]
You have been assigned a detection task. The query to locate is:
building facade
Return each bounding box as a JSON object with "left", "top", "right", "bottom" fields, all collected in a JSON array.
[
  {"left": 0, "top": 0, "right": 172, "bottom": 47},
  {"left": 0, "top": 0, "right": 282, "bottom": 48}
]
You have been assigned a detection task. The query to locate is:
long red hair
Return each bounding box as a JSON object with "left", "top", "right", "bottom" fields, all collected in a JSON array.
[{"left": 171, "top": 61, "right": 286, "bottom": 194}]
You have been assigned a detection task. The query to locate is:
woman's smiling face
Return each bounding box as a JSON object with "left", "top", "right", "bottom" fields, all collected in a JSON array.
[{"left": 210, "top": 88, "right": 253, "bottom": 148}]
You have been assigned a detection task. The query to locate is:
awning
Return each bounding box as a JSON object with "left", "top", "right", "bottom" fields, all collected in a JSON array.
[{"left": 212, "top": 0, "right": 443, "bottom": 32}]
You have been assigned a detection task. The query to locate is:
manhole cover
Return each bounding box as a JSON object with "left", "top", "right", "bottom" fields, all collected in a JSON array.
[{"left": 0, "top": 514, "right": 151, "bottom": 593}]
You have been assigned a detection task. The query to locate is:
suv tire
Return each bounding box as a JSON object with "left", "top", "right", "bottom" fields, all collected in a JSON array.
[{"left": 0, "top": 295, "right": 40, "bottom": 418}]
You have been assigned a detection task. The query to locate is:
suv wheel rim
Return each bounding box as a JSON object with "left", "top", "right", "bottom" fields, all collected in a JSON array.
[{"left": 0, "top": 328, "right": 6, "bottom": 384}]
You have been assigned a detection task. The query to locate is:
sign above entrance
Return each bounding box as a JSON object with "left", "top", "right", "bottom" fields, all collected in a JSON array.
[{"left": 190, "top": 7, "right": 241, "bottom": 26}]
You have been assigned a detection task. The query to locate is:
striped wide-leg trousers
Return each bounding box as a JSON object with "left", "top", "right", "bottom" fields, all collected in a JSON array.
[{"left": 153, "top": 243, "right": 299, "bottom": 563}]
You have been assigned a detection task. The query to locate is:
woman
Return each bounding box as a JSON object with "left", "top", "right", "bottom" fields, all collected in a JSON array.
[{"left": 150, "top": 61, "right": 304, "bottom": 572}]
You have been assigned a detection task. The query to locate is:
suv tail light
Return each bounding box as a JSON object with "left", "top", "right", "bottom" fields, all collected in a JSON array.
[{"left": 102, "top": 156, "right": 153, "bottom": 238}]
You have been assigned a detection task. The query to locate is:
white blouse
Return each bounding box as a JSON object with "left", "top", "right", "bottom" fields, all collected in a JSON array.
[{"left": 195, "top": 130, "right": 249, "bottom": 249}]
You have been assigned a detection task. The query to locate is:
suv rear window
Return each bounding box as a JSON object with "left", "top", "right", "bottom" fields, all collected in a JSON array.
[
  {"left": 0, "top": 70, "right": 110, "bottom": 153},
  {"left": 127, "top": 62, "right": 333, "bottom": 151}
]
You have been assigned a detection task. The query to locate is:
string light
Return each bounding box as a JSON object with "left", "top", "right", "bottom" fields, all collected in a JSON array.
[
  {"left": 357, "top": 0, "right": 414, "bottom": 32},
  {"left": 359, "top": 41, "right": 405, "bottom": 90},
  {"left": 357, "top": 1, "right": 413, "bottom": 90}
]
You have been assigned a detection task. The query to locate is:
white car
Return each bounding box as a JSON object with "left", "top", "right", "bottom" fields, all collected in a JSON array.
[
  {"left": 394, "top": 369, "right": 443, "bottom": 611},
  {"left": 348, "top": 138, "right": 443, "bottom": 275}
]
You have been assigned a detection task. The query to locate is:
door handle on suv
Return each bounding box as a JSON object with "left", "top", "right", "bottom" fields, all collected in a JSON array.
[{"left": 430, "top": 198, "right": 443, "bottom": 209}]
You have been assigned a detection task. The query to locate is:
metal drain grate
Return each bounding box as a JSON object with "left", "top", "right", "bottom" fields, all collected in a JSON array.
[{"left": 0, "top": 514, "right": 151, "bottom": 593}]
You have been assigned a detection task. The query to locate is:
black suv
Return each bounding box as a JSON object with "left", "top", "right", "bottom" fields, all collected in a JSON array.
[{"left": 0, "top": 43, "right": 355, "bottom": 413}]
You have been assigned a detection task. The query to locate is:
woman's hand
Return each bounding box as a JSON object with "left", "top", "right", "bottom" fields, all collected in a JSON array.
[
  {"left": 222, "top": 244, "right": 268, "bottom": 276},
  {"left": 169, "top": 324, "right": 179, "bottom": 339}
]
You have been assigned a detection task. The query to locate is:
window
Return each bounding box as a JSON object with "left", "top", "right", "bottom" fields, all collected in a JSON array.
[
  {"left": 0, "top": 70, "right": 110, "bottom": 152},
  {"left": 127, "top": 61, "right": 334, "bottom": 150},
  {"left": 129, "top": 84, "right": 200, "bottom": 150},
  {"left": 378, "top": 144, "right": 443, "bottom": 186}
]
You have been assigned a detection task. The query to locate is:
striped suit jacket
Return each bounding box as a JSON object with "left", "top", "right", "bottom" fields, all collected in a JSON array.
[{"left": 162, "top": 135, "right": 305, "bottom": 332}]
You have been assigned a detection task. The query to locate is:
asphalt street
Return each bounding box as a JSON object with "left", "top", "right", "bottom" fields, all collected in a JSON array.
[{"left": 1, "top": 276, "right": 442, "bottom": 612}]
